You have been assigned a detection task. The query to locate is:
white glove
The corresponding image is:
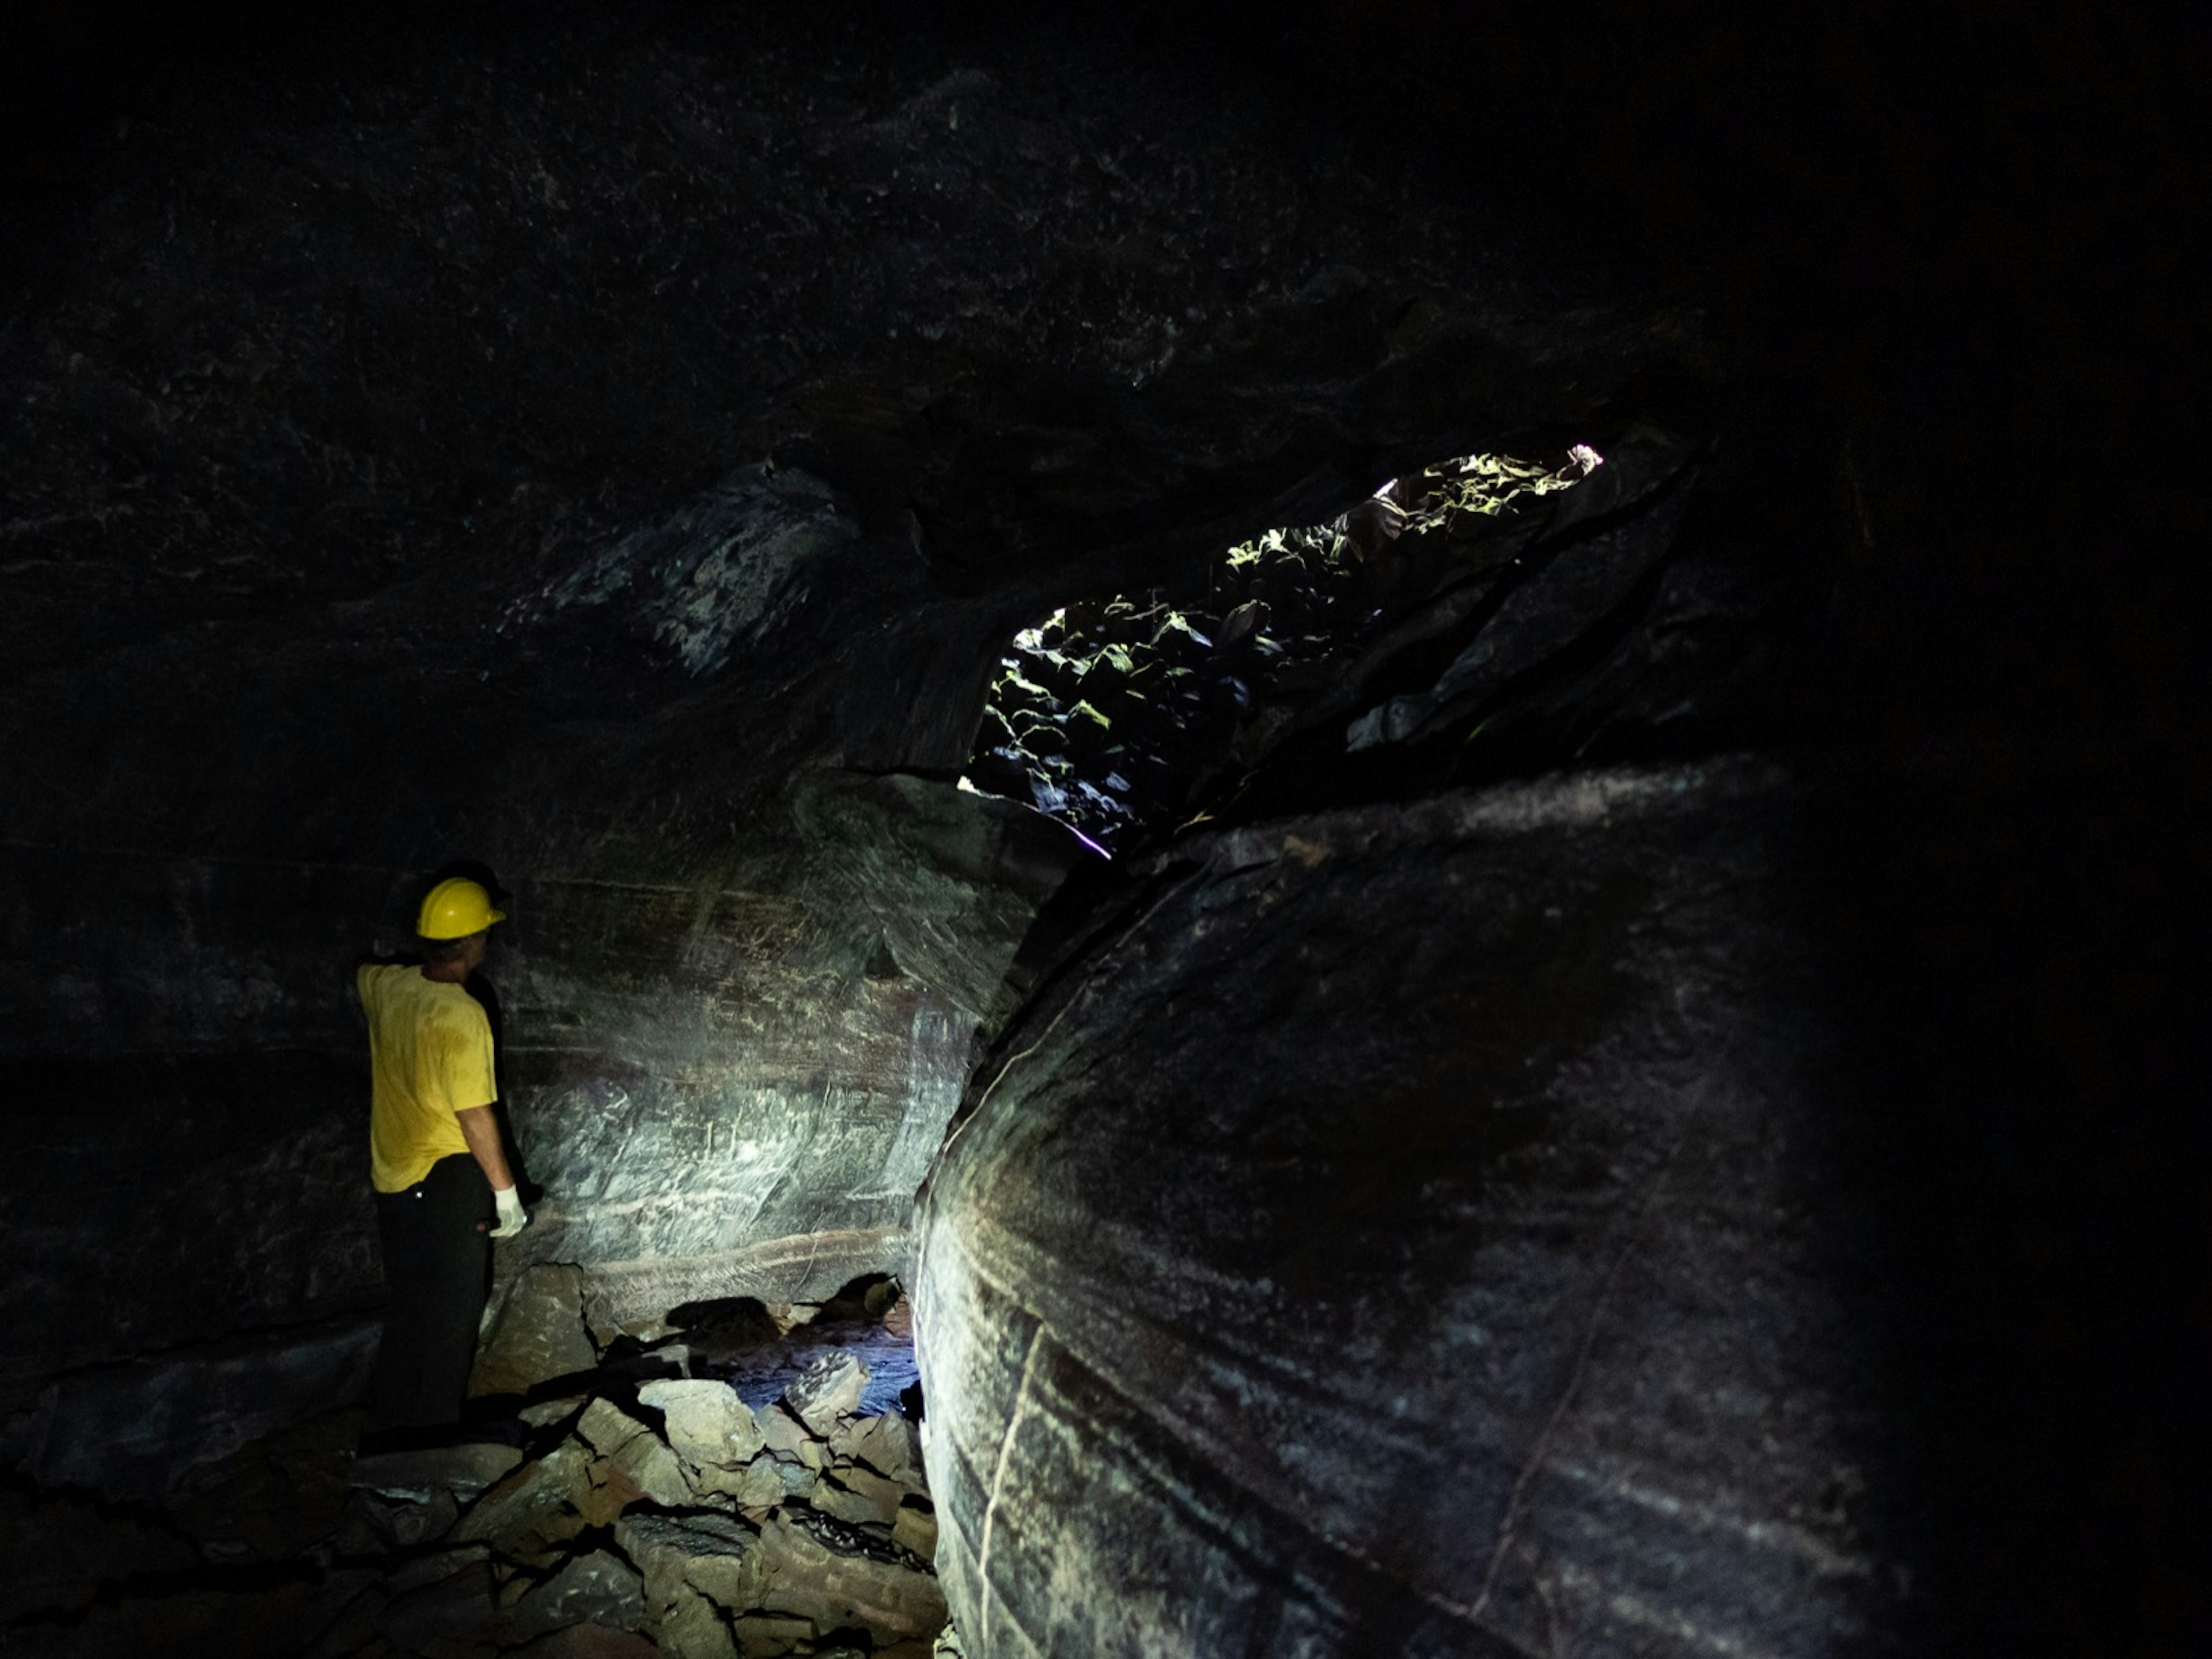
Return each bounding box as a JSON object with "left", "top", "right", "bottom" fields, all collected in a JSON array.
[{"left": 490, "top": 1185, "right": 529, "bottom": 1238}]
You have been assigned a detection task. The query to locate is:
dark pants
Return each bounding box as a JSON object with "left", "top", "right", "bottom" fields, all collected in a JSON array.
[{"left": 368, "top": 1153, "right": 491, "bottom": 1429}]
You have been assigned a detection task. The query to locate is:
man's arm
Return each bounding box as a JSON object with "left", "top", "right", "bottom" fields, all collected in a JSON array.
[
  {"left": 454, "top": 1105, "right": 513, "bottom": 1192},
  {"left": 456, "top": 1105, "right": 528, "bottom": 1236}
]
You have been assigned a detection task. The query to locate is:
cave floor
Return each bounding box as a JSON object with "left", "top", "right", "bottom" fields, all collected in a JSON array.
[{"left": 3, "top": 1300, "right": 938, "bottom": 1655}]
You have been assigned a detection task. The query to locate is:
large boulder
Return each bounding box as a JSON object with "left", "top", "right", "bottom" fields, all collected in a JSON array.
[{"left": 915, "top": 760, "right": 1906, "bottom": 1656}]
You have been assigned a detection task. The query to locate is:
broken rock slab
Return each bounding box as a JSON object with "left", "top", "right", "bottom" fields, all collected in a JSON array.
[
  {"left": 756, "top": 1402, "right": 827, "bottom": 1472},
  {"left": 891, "top": 1503, "right": 938, "bottom": 1562},
  {"left": 167, "top": 1403, "right": 365, "bottom": 1565},
  {"left": 472, "top": 1264, "right": 600, "bottom": 1397},
  {"left": 575, "top": 1399, "right": 650, "bottom": 1460},
  {"left": 756, "top": 1506, "right": 945, "bottom": 1646},
  {"left": 452, "top": 1436, "right": 594, "bottom": 1564},
  {"left": 577, "top": 1400, "right": 691, "bottom": 1510},
  {"left": 334, "top": 1481, "right": 460, "bottom": 1554},
  {"left": 667, "top": 1584, "right": 744, "bottom": 1658},
  {"left": 504, "top": 1547, "right": 647, "bottom": 1643},
  {"left": 520, "top": 1395, "right": 590, "bottom": 1431},
  {"left": 827, "top": 1412, "right": 923, "bottom": 1490},
  {"left": 783, "top": 1351, "right": 868, "bottom": 1436},
  {"left": 812, "top": 1464, "right": 904, "bottom": 1529},
  {"left": 733, "top": 1609, "right": 819, "bottom": 1658},
  {"left": 694, "top": 1454, "right": 787, "bottom": 1514},
  {"left": 637, "top": 1377, "right": 765, "bottom": 1474},
  {"left": 616, "top": 1508, "right": 763, "bottom": 1637}
]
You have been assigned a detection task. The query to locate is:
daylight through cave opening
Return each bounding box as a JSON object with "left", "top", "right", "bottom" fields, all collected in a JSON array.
[{"left": 963, "top": 446, "right": 1603, "bottom": 850}]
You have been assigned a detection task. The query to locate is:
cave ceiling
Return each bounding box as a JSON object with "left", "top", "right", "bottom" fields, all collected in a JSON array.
[{"left": 0, "top": 3, "right": 1689, "bottom": 686}]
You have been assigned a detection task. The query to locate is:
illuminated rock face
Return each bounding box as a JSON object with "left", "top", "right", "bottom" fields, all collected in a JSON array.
[
  {"left": 0, "top": 752, "right": 1089, "bottom": 1418},
  {"left": 915, "top": 760, "right": 1905, "bottom": 1657}
]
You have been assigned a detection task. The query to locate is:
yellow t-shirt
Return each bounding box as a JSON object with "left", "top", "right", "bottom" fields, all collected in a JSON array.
[{"left": 358, "top": 963, "right": 498, "bottom": 1193}]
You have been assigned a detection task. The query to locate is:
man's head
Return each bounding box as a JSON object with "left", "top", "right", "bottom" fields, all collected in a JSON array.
[
  {"left": 416, "top": 877, "right": 505, "bottom": 980},
  {"left": 421, "top": 929, "right": 491, "bottom": 975}
]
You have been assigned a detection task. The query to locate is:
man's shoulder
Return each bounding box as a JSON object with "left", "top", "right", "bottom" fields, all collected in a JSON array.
[
  {"left": 425, "top": 980, "right": 493, "bottom": 1035},
  {"left": 358, "top": 963, "right": 478, "bottom": 1016},
  {"left": 358, "top": 960, "right": 418, "bottom": 994}
]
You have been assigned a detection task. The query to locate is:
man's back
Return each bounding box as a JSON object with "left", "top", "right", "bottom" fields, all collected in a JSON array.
[{"left": 358, "top": 963, "right": 496, "bottom": 1195}]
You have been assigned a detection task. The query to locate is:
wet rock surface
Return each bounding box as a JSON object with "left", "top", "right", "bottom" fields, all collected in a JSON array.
[{"left": 916, "top": 759, "right": 1903, "bottom": 1657}]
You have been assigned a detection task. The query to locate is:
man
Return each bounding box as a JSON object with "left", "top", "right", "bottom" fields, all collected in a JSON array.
[{"left": 358, "top": 875, "right": 529, "bottom": 1437}]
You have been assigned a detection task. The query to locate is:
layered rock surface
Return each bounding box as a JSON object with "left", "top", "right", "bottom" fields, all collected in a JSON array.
[{"left": 915, "top": 759, "right": 1903, "bottom": 1657}]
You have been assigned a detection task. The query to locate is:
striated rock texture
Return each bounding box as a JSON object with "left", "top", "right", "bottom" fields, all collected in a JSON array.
[{"left": 915, "top": 759, "right": 1903, "bottom": 1657}]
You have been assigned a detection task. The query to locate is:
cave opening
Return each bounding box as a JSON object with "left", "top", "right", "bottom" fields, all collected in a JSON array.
[{"left": 964, "top": 445, "right": 1604, "bottom": 851}]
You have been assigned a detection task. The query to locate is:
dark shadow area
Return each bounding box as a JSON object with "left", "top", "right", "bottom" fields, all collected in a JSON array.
[{"left": 1808, "top": 605, "right": 2204, "bottom": 1655}]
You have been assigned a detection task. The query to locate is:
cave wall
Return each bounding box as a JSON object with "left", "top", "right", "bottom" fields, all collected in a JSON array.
[
  {"left": 0, "top": 487, "right": 1087, "bottom": 1414},
  {"left": 915, "top": 760, "right": 1900, "bottom": 1656},
  {"left": 0, "top": 1, "right": 1677, "bottom": 1455}
]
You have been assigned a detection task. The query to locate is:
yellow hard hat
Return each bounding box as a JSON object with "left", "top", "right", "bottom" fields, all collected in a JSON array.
[{"left": 417, "top": 877, "right": 507, "bottom": 940}]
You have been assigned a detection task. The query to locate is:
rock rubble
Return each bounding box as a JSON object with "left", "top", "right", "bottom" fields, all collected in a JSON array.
[
  {"left": 3, "top": 1300, "right": 942, "bottom": 1658},
  {"left": 330, "top": 1372, "right": 940, "bottom": 1656}
]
